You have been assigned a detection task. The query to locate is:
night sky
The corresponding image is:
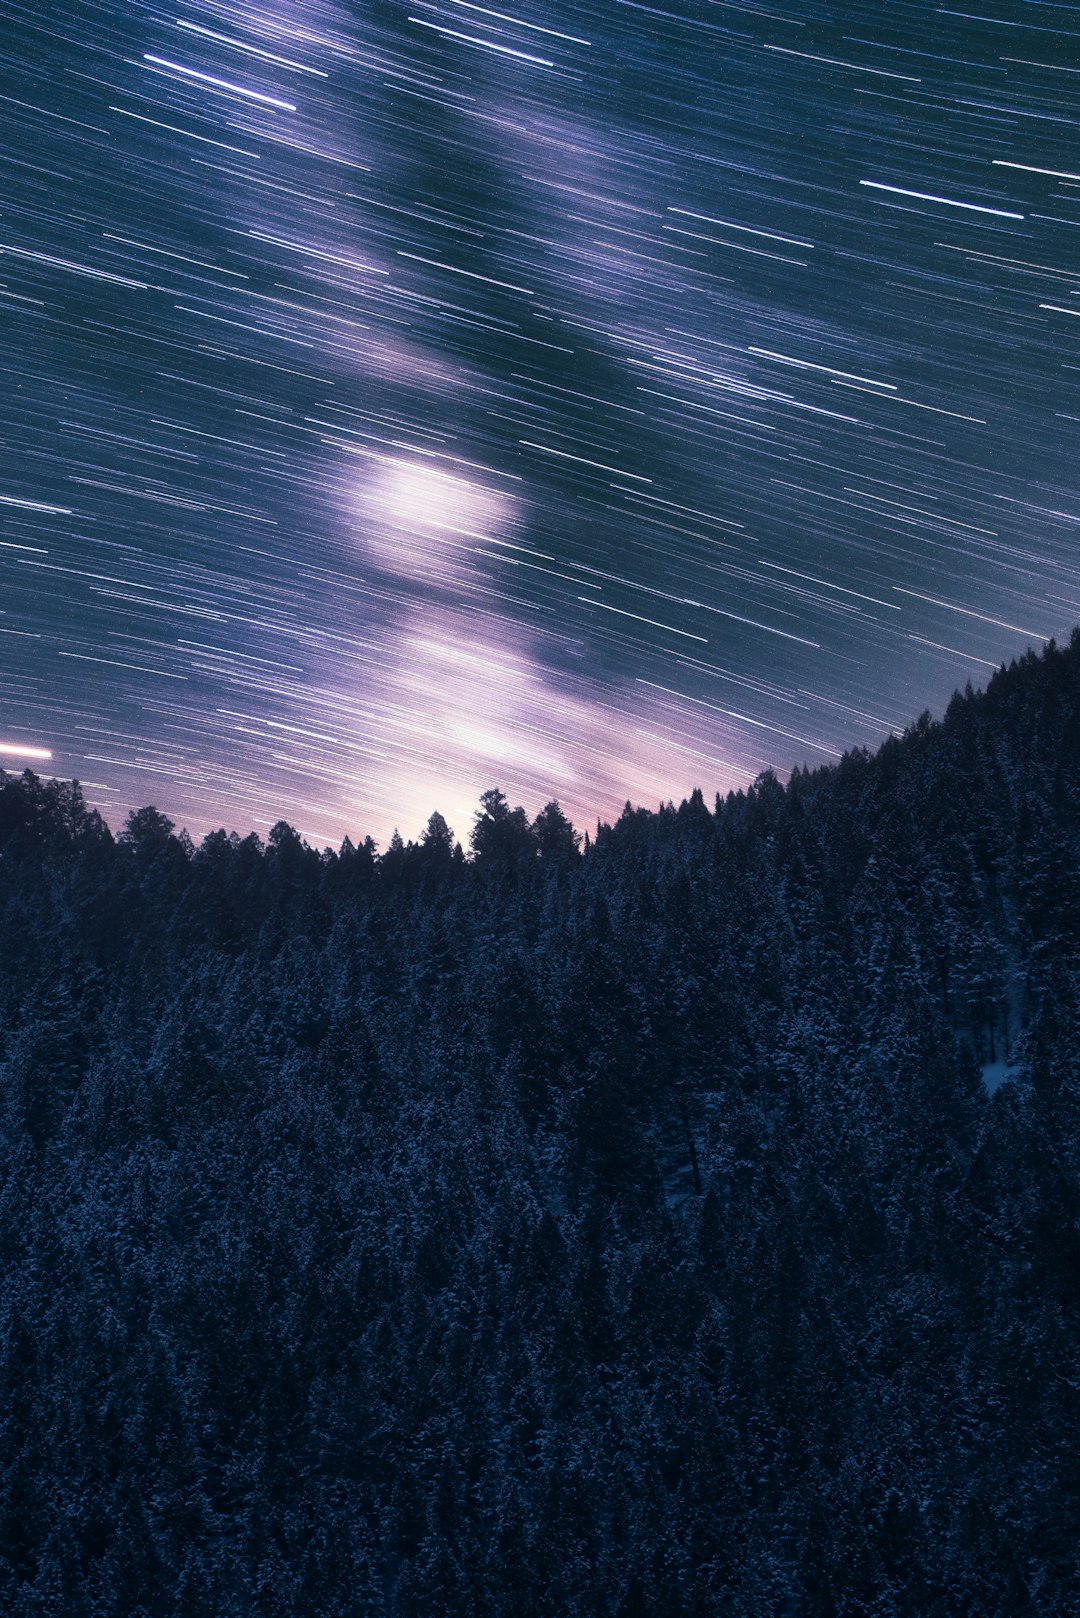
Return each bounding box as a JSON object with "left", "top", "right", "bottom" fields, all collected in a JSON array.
[{"left": 2, "top": 0, "right": 1078, "bottom": 846}]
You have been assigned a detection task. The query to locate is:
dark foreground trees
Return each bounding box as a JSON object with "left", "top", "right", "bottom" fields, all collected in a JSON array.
[{"left": 1, "top": 632, "right": 1079, "bottom": 1614}]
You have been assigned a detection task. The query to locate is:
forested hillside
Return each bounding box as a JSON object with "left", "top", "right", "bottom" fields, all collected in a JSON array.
[{"left": 2, "top": 633, "right": 1079, "bottom": 1615}]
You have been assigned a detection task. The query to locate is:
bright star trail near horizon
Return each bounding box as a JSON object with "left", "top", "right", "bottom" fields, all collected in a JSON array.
[{"left": 1, "top": 0, "right": 1078, "bottom": 847}]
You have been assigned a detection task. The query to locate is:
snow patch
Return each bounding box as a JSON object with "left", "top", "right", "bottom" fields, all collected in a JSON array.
[{"left": 981, "top": 1057, "right": 1022, "bottom": 1095}]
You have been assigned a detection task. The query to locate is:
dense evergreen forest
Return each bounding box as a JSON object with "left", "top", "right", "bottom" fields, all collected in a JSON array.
[{"left": 2, "top": 633, "right": 1080, "bottom": 1616}]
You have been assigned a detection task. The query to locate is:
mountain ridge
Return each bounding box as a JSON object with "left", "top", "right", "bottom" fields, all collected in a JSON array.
[
  {"left": 4, "top": 625, "right": 1078, "bottom": 862},
  {"left": 0, "top": 629, "right": 1078, "bottom": 1614}
]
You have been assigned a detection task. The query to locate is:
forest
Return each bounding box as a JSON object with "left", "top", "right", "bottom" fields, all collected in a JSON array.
[{"left": 1, "top": 632, "right": 1079, "bottom": 1615}]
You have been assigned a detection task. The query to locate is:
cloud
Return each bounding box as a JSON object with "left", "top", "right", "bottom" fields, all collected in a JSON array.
[{"left": 356, "top": 454, "right": 518, "bottom": 586}]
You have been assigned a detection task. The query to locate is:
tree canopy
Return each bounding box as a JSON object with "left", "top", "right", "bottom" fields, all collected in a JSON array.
[{"left": 0, "top": 631, "right": 1078, "bottom": 1614}]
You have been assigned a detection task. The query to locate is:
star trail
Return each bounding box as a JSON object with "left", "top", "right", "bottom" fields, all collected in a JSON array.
[{"left": 2, "top": 0, "right": 1078, "bottom": 846}]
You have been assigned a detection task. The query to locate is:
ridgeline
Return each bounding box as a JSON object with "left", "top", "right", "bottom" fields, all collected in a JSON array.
[{"left": 1, "top": 633, "right": 1079, "bottom": 1614}]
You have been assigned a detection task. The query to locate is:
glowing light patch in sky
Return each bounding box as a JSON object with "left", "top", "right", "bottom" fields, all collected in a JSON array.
[
  {"left": 0, "top": 744, "right": 52, "bottom": 761},
  {"left": 359, "top": 457, "right": 518, "bottom": 582}
]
